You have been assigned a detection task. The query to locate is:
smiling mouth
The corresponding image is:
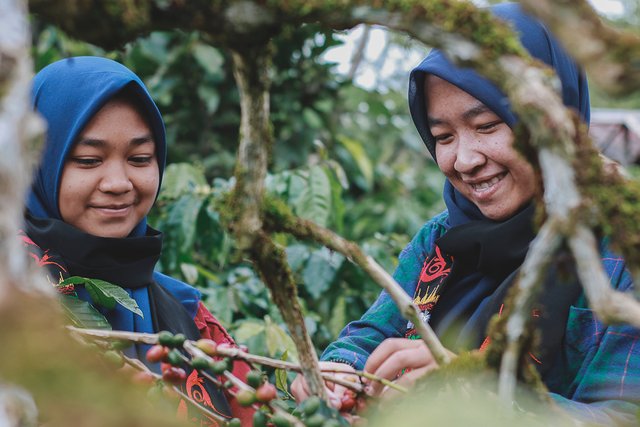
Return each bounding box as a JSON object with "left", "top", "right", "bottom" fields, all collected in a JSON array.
[
  {"left": 470, "top": 173, "right": 506, "bottom": 192},
  {"left": 91, "top": 204, "right": 133, "bottom": 214}
]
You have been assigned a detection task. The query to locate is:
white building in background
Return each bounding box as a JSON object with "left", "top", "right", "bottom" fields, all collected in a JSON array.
[{"left": 590, "top": 109, "right": 640, "bottom": 166}]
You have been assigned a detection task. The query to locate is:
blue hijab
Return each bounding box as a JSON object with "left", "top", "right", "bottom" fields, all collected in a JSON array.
[
  {"left": 29, "top": 57, "right": 200, "bottom": 334},
  {"left": 407, "top": 4, "right": 590, "bottom": 343},
  {"left": 409, "top": 3, "right": 590, "bottom": 226}
]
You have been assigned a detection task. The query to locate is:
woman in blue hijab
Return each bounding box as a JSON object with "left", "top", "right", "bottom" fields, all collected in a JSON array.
[
  {"left": 294, "top": 4, "right": 640, "bottom": 423},
  {"left": 25, "top": 56, "right": 252, "bottom": 425}
]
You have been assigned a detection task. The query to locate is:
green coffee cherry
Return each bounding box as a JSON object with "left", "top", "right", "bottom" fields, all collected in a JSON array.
[
  {"left": 305, "top": 414, "right": 325, "bottom": 427},
  {"left": 271, "top": 414, "right": 291, "bottom": 427},
  {"left": 166, "top": 349, "right": 183, "bottom": 366},
  {"left": 246, "top": 370, "right": 263, "bottom": 388},
  {"left": 301, "top": 396, "right": 321, "bottom": 416},
  {"left": 171, "top": 333, "right": 186, "bottom": 347},
  {"left": 157, "top": 331, "right": 175, "bottom": 346},
  {"left": 191, "top": 356, "right": 211, "bottom": 371},
  {"left": 252, "top": 410, "right": 268, "bottom": 427}
]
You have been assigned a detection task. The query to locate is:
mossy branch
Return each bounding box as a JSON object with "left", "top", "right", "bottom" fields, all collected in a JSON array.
[
  {"left": 522, "top": 0, "right": 640, "bottom": 95},
  {"left": 228, "top": 46, "right": 326, "bottom": 400},
  {"left": 263, "top": 197, "right": 453, "bottom": 366},
  {"left": 496, "top": 218, "right": 563, "bottom": 403}
]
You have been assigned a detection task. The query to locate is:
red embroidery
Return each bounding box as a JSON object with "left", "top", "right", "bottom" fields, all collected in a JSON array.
[
  {"left": 420, "top": 246, "right": 452, "bottom": 282},
  {"left": 177, "top": 370, "right": 230, "bottom": 426},
  {"left": 479, "top": 305, "right": 544, "bottom": 365},
  {"left": 20, "top": 232, "right": 67, "bottom": 272}
]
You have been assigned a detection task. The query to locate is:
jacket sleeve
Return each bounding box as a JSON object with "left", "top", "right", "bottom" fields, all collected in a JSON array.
[
  {"left": 320, "top": 214, "right": 448, "bottom": 369},
  {"left": 549, "top": 250, "right": 640, "bottom": 425},
  {"left": 193, "top": 302, "right": 255, "bottom": 426}
]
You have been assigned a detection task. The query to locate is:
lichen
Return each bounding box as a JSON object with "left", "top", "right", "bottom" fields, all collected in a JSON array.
[{"left": 573, "top": 116, "right": 640, "bottom": 267}]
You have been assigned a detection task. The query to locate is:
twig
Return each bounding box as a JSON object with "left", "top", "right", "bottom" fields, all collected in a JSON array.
[
  {"left": 66, "top": 326, "right": 159, "bottom": 344},
  {"left": 569, "top": 225, "right": 640, "bottom": 329}
]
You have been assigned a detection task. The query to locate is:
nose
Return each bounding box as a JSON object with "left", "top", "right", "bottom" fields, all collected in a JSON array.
[
  {"left": 98, "top": 162, "right": 133, "bottom": 194},
  {"left": 453, "top": 134, "right": 486, "bottom": 174}
]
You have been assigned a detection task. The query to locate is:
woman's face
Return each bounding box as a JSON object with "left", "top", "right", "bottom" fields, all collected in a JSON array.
[
  {"left": 426, "top": 75, "right": 537, "bottom": 221},
  {"left": 58, "top": 98, "right": 159, "bottom": 238}
]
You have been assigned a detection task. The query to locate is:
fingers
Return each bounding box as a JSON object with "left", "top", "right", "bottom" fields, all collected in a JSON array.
[
  {"left": 379, "top": 365, "right": 435, "bottom": 400},
  {"left": 290, "top": 361, "right": 357, "bottom": 407},
  {"left": 364, "top": 338, "right": 438, "bottom": 397},
  {"left": 290, "top": 373, "right": 311, "bottom": 402},
  {"left": 364, "top": 338, "right": 425, "bottom": 375}
]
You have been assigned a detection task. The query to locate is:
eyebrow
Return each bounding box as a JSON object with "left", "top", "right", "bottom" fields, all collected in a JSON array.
[
  {"left": 427, "top": 103, "right": 492, "bottom": 127},
  {"left": 75, "top": 135, "right": 155, "bottom": 148}
]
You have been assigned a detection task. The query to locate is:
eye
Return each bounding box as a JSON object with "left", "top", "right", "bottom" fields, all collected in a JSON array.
[
  {"left": 433, "top": 133, "right": 453, "bottom": 145},
  {"left": 477, "top": 121, "right": 502, "bottom": 132},
  {"left": 70, "top": 157, "right": 101, "bottom": 167},
  {"left": 129, "top": 155, "right": 154, "bottom": 166}
]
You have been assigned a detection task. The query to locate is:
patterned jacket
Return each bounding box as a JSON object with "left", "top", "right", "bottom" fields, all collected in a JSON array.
[{"left": 322, "top": 211, "right": 640, "bottom": 425}]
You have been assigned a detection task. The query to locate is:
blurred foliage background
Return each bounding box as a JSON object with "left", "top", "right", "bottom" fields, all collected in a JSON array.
[{"left": 30, "top": 1, "right": 640, "bottom": 363}]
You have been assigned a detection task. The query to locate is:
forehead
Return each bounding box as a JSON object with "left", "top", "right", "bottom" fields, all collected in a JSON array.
[{"left": 425, "top": 75, "right": 492, "bottom": 120}]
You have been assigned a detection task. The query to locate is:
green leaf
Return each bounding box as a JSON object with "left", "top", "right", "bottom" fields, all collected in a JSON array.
[
  {"left": 159, "top": 163, "right": 207, "bottom": 200},
  {"left": 264, "top": 317, "right": 298, "bottom": 362},
  {"left": 59, "top": 295, "right": 112, "bottom": 330},
  {"left": 197, "top": 85, "right": 221, "bottom": 114},
  {"left": 302, "top": 248, "right": 344, "bottom": 299},
  {"left": 338, "top": 135, "right": 374, "bottom": 191},
  {"left": 166, "top": 194, "right": 205, "bottom": 254},
  {"left": 329, "top": 296, "right": 348, "bottom": 338},
  {"left": 192, "top": 43, "right": 224, "bottom": 75},
  {"left": 291, "top": 166, "right": 332, "bottom": 227},
  {"left": 233, "top": 319, "right": 266, "bottom": 343},
  {"left": 275, "top": 350, "right": 293, "bottom": 398},
  {"left": 83, "top": 279, "right": 144, "bottom": 318}
]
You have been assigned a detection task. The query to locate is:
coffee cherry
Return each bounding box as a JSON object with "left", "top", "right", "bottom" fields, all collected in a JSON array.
[
  {"left": 195, "top": 339, "right": 218, "bottom": 356},
  {"left": 171, "top": 333, "right": 186, "bottom": 347},
  {"left": 235, "top": 389, "right": 256, "bottom": 407},
  {"left": 157, "top": 331, "right": 174, "bottom": 346},
  {"left": 162, "top": 366, "right": 187, "bottom": 385},
  {"left": 211, "top": 361, "right": 228, "bottom": 375},
  {"left": 110, "top": 339, "right": 132, "bottom": 351},
  {"left": 339, "top": 394, "right": 356, "bottom": 412},
  {"left": 271, "top": 414, "right": 291, "bottom": 427},
  {"left": 252, "top": 410, "right": 268, "bottom": 427},
  {"left": 228, "top": 418, "right": 242, "bottom": 427},
  {"left": 146, "top": 345, "right": 169, "bottom": 363},
  {"left": 301, "top": 396, "right": 321, "bottom": 416},
  {"left": 255, "top": 383, "right": 277, "bottom": 403},
  {"left": 103, "top": 350, "right": 124, "bottom": 368},
  {"left": 304, "top": 414, "right": 324, "bottom": 427},
  {"left": 191, "top": 356, "right": 211, "bottom": 371},
  {"left": 166, "top": 349, "right": 183, "bottom": 366},
  {"left": 246, "top": 370, "right": 263, "bottom": 388}
]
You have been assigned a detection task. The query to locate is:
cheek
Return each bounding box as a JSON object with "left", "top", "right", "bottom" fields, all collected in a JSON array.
[{"left": 434, "top": 145, "right": 456, "bottom": 177}]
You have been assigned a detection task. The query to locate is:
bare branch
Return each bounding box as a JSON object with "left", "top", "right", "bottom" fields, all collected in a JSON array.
[
  {"left": 0, "top": 0, "right": 47, "bottom": 302},
  {"left": 569, "top": 225, "right": 640, "bottom": 328}
]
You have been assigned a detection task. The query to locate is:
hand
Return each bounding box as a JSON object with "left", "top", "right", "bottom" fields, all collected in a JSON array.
[
  {"left": 290, "top": 361, "right": 357, "bottom": 408},
  {"left": 364, "top": 338, "right": 440, "bottom": 398}
]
